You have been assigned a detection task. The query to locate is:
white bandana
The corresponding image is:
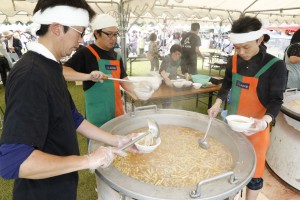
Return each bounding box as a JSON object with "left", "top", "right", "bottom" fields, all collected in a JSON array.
[
  {"left": 30, "top": 5, "right": 89, "bottom": 35},
  {"left": 229, "top": 29, "right": 265, "bottom": 44}
]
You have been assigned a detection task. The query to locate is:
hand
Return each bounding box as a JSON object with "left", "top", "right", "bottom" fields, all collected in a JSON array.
[
  {"left": 86, "top": 146, "right": 115, "bottom": 171},
  {"left": 165, "top": 79, "right": 173, "bottom": 87},
  {"left": 243, "top": 119, "right": 268, "bottom": 136},
  {"left": 116, "top": 134, "right": 139, "bottom": 153},
  {"left": 90, "top": 71, "right": 107, "bottom": 83},
  {"left": 160, "top": 71, "right": 170, "bottom": 79},
  {"left": 208, "top": 104, "right": 221, "bottom": 118}
]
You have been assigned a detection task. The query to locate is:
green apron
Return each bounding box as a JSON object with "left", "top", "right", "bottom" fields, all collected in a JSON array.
[{"left": 85, "top": 45, "right": 124, "bottom": 127}]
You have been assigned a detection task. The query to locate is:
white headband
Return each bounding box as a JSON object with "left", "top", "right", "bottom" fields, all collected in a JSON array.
[
  {"left": 229, "top": 29, "right": 265, "bottom": 44},
  {"left": 30, "top": 5, "right": 89, "bottom": 35}
]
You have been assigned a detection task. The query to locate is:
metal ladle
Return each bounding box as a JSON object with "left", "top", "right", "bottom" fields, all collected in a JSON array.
[
  {"left": 119, "top": 118, "right": 160, "bottom": 151},
  {"left": 199, "top": 117, "right": 213, "bottom": 149}
]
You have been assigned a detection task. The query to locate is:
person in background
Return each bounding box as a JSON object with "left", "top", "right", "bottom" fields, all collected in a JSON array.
[
  {"left": 180, "top": 22, "right": 203, "bottom": 77},
  {"left": 0, "top": 1, "right": 137, "bottom": 199},
  {"left": 159, "top": 44, "right": 182, "bottom": 87},
  {"left": 137, "top": 32, "right": 145, "bottom": 56},
  {"left": 208, "top": 16, "right": 287, "bottom": 200},
  {"left": 2, "top": 30, "right": 23, "bottom": 60},
  {"left": 260, "top": 34, "right": 270, "bottom": 50},
  {"left": 147, "top": 32, "right": 160, "bottom": 71},
  {"left": 284, "top": 29, "right": 300, "bottom": 90},
  {"left": 0, "top": 34, "right": 13, "bottom": 86}
]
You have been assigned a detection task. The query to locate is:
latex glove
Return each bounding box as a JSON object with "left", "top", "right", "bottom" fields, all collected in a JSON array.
[
  {"left": 90, "top": 71, "right": 106, "bottom": 83},
  {"left": 116, "top": 134, "right": 139, "bottom": 153},
  {"left": 164, "top": 78, "right": 173, "bottom": 87},
  {"left": 86, "top": 146, "right": 115, "bottom": 172},
  {"left": 208, "top": 104, "right": 221, "bottom": 118},
  {"left": 243, "top": 119, "right": 268, "bottom": 136},
  {"left": 160, "top": 71, "right": 170, "bottom": 79}
]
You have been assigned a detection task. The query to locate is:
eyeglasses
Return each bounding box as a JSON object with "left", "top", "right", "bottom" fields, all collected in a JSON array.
[
  {"left": 68, "top": 26, "right": 85, "bottom": 38},
  {"left": 101, "top": 30, "right": 119, "bottom": 38}
]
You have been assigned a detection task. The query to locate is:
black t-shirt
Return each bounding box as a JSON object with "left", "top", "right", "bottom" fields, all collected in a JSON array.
[
  {"left": 64, "top": 44, "right": 127, "bottom": 91},
  {"left": 1, "top": 51, "right": 79, "bottom": 200},
  {"left": 181, "top": 32, "right": 201, "bottom": 57}
]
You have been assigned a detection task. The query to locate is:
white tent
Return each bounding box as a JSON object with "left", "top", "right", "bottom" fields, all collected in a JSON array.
[{"left": 1, "top": 0, "right": 300, "bottom": 26}]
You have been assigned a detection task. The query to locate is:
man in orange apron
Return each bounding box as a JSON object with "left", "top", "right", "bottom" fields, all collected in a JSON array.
[
  {"left": 63, "top": 14, "right": 138, "bottom": 200},
  {"left": 208, "top": 16, "right": 287, "bottom": 200}
]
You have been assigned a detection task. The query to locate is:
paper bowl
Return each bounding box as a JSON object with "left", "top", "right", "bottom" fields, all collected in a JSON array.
[
  {"left": 133, "top": 134, "right": 161, "bottom": 153},
  {"left": 134, "top": 88, "right": 154, "bottom": 101},
  {"left": 192, "top": 83, "right": 202, "bottom": 89},
  {"left": 225, "top": 115, "right": 254, "bottom": 132}
]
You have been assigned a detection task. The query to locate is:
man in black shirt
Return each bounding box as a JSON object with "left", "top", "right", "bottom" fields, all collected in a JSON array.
[{"left": 180, "top": 22, "right": 203, "bottom": 77}]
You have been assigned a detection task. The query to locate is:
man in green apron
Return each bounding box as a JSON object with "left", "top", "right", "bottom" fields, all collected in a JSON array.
[{"left": 63, "top": 14, "right": 141, "bottom": 200}]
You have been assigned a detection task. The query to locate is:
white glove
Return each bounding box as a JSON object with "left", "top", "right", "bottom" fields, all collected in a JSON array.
[
  {"left": 208, "top": 104, "right": 221, "bottom": 118},
  {"left": 161, "top": 71, "right": 170, "bottom": 79},
  {"left": 164, "top": 78, "right": 173, "bottom": 87},
  {"left": 116, "top": 134, "right": 139, "bottom": 153},
  {"left": 90, "top": 71, "right": 106, "bottom": 83},
  {"left": 86, "top": 146, "right": 118, "bottom": 172},
  {"left": 243, "top": 119, "right": 268, "bottom": 136}
]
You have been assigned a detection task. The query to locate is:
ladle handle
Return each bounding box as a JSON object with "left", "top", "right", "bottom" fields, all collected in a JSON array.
[
  {"left": 118, "top": 131, "right": 150, "bottom": 151},
  {"left": 201, "top": 117, "right": 213, "bottom": 141}
]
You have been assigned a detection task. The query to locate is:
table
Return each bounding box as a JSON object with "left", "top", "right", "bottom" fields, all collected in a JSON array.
[
  {"left": 208, "top": 61, "right": 227, "bottom": 76},
  {"left": 127, "top": 56, "right": 149, "bottom": 76},
  {"left": 124, "top": 84, "right": 221, "bottom": 112}
]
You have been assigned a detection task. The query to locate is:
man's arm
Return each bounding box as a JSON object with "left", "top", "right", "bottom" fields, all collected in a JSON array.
[{"left": 63, "top": 66, "right": 106, "bottom": 82}]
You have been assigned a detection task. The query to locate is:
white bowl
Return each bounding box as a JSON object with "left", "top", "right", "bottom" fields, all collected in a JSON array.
[
  {"left": 134, "top": 88, "right": 154, "bottom": 101},
  {"left": 172, "top": 81, "right": 185, "bottom": 88},
  {"left": 133, "top": 133, "right": 161, "bottom": 153},
  {"left": 192, "top": 83, "right": 202, "bottom": 89},
  {"left": 183, "top": 81, "right": 193, "bottom": 87},
  {"left": 225, "top": 115, "right": 254, "bottom": 132}
]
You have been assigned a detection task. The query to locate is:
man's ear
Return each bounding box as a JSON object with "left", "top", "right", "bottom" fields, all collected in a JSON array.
[
  {"left": 257, "top": 35, "right": 264, "bottom": 44},
  {"left": 49, "top": 23, "right": 63, "bottom": 37}
]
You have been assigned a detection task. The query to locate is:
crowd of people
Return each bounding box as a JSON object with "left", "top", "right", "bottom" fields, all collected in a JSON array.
[{"left": 0, "top": 1, "right": 299, "bottom": 200}]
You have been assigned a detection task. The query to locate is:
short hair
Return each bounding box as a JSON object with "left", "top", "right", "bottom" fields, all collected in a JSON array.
[
  {"left": 170, "top": 44, "right": 181, "bottom": 54},
  {"left": 149, "top": 33, "right": 157, "bottom": 41},
  {"left": 191, "top": 23, "right": 200, "bottom": 31},
  {"left": 263, "top": 34, "right": 270, "bottom": 43},
  {"left": 290, "top": 29, "right": 300, "bottom": 44},
  {"left": 231, "top": 16, "right": 262, "bottom": 33}
]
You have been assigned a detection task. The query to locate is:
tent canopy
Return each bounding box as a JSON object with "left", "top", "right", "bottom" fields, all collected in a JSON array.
[{"left": 0, "top": 0, "right": 300, "bottom": 26}]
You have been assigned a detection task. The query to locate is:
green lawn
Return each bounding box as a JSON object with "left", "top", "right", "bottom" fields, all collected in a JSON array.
[{"left": 0, "top": 59, "right": 223, "bottom": 200}]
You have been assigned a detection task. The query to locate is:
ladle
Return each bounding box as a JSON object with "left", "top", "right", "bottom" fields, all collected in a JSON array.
[
  {"left": 199, "top": 117, "right": 213, "bottom": 149},
  {"left": 119, "top": 118, "right": 160, "bottom": 151}
]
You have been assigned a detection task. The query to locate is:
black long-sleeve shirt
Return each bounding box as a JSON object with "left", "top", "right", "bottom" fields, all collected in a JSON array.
[{"left": 217, "top": 47, "right": 287, "bottom": 121}]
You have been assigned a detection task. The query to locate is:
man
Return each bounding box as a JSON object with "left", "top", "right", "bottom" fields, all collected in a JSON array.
[
  {"left": 2, "top": 30, "right": 23, "bottom": 60},
  {"left": 63, "top": 14, "right": 136, "bottom": 128},
  {"left": 208, "top": 16, "right": 287, "bottom": 200},
  {"left": 260, "top": 34, "right": 270, "bottom": 50},
  {"left": 0, "top": 1, "right": 136, "bottom": 199},
  {"left": 0, "top": 35, "right": 13, "bottom": 86},
  {"left": 180, "top": 22, "right": 203, "bottom": 77},
  {"left": 63, "top": 14, "right": 140, "bottom": 200}
]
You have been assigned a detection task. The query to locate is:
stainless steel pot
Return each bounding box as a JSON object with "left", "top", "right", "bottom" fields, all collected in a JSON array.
[
  {"left": 267, "top": 89, "right": 300, "bottom": 190},
  {"left": 89, "top": 106, "right": 256, "bottom": 200}
]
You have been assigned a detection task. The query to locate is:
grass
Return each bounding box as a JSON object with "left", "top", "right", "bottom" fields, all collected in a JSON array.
[{"left": 0, "top": 59, "right": 223, "bottom": 200}]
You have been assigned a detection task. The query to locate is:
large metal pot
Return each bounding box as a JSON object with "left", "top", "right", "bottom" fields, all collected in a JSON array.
[
  {"left": 266, "top": 89, "right": 300, "bottom": 190},
  {"left": 89, "top": 106, "right": 256, "bottom": 200}
]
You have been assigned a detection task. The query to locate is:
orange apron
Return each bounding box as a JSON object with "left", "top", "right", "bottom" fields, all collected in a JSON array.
[{"left": 228, "top": 55, "right": 279, "bottom": 178}]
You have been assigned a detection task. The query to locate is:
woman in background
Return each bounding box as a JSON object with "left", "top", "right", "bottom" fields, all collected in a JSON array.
[
  {"left": 284, "top": 29, "right": 300, "bottom": 89},
  {"left": 147, "top": 33, "right": 160, "bottom": 71}
]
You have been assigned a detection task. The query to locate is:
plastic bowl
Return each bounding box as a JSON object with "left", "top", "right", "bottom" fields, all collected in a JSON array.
[
  {"left": 225, "top": 115, "right": 254, "bottom": 132},
  {"left": 133, "top": 133, "right": 161, "bottom": 153},
  {"left": 192, "top": 83, "right": 202, "bottom": 89},
  {"left": 134, "top": 88, "right": 154, "bottom": 101}
]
